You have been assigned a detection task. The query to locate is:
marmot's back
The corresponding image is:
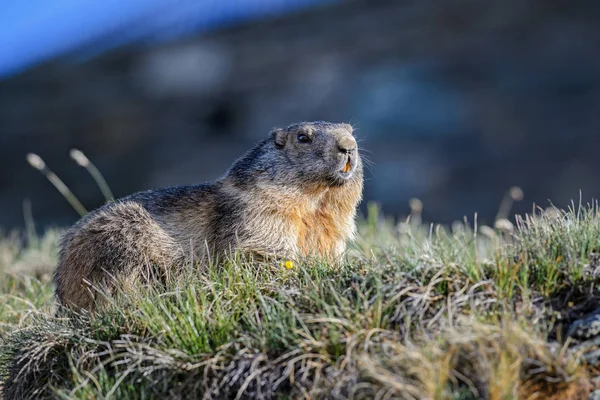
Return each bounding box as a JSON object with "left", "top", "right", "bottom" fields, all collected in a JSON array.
[
  {"left": 54, "top": 121, "right": 363, "bottom": 310},
  {"left": 55, "top": 185, "right": 218, "bottom": 309}
]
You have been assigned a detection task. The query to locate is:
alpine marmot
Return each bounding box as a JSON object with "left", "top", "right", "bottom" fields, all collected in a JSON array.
[{"left": 54, "top": 121, "right": 363, "bottom": 310}]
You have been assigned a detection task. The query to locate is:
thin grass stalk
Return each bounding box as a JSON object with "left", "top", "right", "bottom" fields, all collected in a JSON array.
[
  {"left": 70, "top": 149, "right": 114, "bottom": 203},
  {"left": 26, "top": 153, "right": 87, "bottom": 217}
]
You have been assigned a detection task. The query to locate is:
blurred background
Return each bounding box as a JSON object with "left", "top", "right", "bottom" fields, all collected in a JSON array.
[{"left": 1, "top": 0, "right": 600, "bottom": 230}]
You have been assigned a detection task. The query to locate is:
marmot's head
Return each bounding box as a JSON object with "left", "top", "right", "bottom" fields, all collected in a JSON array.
[{"left": 270, "top": 121, "right": 362, "bottom": 187}]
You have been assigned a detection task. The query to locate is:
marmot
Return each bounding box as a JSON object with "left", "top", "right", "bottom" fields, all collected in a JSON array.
[{"left": 54, "top": 121, "right": 363, "bottom": 310}]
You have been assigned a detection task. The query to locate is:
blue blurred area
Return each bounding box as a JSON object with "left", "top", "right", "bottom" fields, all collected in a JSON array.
[
  {"left": 1, "top": 0, "right": 600, "bottom": 230},
  {"left": 0, "top": 0, "right": 331, "bottom": 77}
]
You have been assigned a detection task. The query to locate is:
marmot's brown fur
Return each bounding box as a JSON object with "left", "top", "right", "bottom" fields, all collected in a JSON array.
[{"left": 54, "top": 121, "right": 363, "bottom": 310}]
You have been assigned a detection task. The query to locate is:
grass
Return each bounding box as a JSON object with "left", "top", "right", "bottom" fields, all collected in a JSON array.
[{"left": 1, "top": 202, "right": 600, "bottom": 399}]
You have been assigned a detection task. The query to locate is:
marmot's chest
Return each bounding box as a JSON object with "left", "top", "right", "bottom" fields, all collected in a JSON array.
[{"left": 290, "top": 209, "right": 345, "bottom": 258}]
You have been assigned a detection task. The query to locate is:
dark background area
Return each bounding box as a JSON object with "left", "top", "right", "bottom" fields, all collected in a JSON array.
[{"left": 1, "top": 0, "right": 600, "bottom": 230}]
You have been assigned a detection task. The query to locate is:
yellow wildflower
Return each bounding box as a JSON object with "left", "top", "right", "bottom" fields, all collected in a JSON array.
[{"left": 283, "top": 260, "right": 294, "bottom": 269}]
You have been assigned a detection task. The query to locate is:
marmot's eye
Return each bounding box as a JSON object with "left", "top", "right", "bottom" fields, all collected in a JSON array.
[{"left": 297, "top": 133, "right": 311, "bottom": 143}]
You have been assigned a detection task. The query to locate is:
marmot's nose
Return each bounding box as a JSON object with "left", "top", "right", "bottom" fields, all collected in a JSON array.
[{"left": 337, "top": 136, "right": 357, "bottom": 154}]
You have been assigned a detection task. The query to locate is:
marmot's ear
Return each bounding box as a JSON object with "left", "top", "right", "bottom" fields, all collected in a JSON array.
[{"left": 271, "top": 128, "right": 286, "bottom": 148}]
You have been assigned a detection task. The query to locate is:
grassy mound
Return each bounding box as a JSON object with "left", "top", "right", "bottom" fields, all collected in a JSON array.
[{"left": 1, "top": 204, "right": 600, "bottom": 399}]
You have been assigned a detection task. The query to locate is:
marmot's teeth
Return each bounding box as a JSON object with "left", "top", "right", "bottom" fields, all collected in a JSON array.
[{"left": 342, "top": 160, "right": 352, "bottom": 173}]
